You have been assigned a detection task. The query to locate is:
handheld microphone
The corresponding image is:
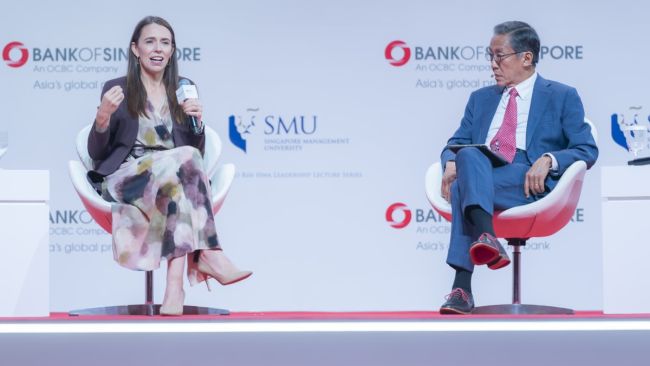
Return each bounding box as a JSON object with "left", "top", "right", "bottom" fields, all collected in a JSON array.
[{"left": 176, "top": 78, "right": 202, "bottom": 135}]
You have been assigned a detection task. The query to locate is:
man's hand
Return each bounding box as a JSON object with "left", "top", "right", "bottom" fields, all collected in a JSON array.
[
  {"left": 525, "top": 155, "right": 552, "bottom": 198},
  {"left": 441, "top": 161, "right": 457, "bottom": 202}
]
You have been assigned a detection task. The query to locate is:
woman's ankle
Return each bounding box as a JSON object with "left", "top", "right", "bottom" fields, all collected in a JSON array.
[{"left": 164, "top": 281, "right": 184, "bottom": 293}]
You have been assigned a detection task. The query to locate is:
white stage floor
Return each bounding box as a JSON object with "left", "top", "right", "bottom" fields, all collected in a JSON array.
[{"left": 1, "top": 312, "right": 648, "bottom": 365}]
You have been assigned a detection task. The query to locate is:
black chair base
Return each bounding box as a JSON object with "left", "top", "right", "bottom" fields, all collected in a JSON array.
[
  {"left": 69, "top": 304, "right": 229, "bottom": 316},
  {"left": 472, "top": 304, "right": 573, "bottom": 315}
]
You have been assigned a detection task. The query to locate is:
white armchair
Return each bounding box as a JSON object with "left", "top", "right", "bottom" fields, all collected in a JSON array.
[
  {"left": 67, "top": 124, "right": 235, "bottom": 316},
  {"left": 425, "top": 119, "right": 597, "bottom": 314}
]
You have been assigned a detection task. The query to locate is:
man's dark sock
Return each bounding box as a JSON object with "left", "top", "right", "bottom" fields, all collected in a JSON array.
[
  {"left": 452, "top": 268, "right": 472, "bottom": 294},
  {"left": 466, "top": 205, "right": 494, "bottom": 236}
]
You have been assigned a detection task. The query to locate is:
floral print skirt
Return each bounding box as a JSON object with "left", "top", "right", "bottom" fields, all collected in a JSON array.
[{"left": 104, "top": 145, "right": 220, "bottom": 271}]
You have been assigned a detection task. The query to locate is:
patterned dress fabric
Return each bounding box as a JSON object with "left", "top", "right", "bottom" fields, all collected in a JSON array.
[{"left": 103, "top": 100, "right": 220, "bottom": 271}]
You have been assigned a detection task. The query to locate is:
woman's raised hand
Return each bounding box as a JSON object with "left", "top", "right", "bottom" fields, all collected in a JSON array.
[{"left": 95, "top": 85, "right": 124, "bottom": 131}]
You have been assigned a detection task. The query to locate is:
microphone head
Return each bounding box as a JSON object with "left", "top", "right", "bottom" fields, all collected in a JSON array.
[
  {"left": 176, "top": 78, "right": 198, "bottom": 101},
  {"left": 178, "top": 78, "right": 192, "bottom": 86}
]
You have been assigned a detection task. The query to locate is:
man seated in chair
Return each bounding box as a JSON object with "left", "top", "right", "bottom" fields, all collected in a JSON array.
[{"left": 438, "top": 21, "right": 598, "bottom": 314}]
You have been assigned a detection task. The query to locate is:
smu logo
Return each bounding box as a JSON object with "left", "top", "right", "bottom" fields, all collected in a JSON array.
[
  {"left": 229, "top": 108, "right": 258, "bottom": 153},
  {"left": 3, "top": 41, "right": 29, "bottom": 68},
  {"left": 228, "top": 107, "right": 318, "bottom": 153},
  {"left": 385, "top": 40, "right": 411, "bottom": 67},
  {"left": 385, "top": 202, "right": 412, "bottom": 229}
]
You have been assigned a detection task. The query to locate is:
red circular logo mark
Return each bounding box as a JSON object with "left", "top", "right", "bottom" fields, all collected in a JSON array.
[
  {"left": 3, "top": 42, "right": 29, "bottom": 68},
  {"left": 386, "top": 202, "right": 412, "bottom": 229},
  {"left": 385, "top": 40, "right": 411, "bottom": 67}
]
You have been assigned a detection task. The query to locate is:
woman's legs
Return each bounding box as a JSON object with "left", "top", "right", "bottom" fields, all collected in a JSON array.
[{"left": 160, "top": 254, "right": 186, "bottom": 315}]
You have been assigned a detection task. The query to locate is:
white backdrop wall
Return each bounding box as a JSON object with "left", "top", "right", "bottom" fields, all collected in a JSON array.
[{"left": 0, "top": 0, "right": 643, "bottom": 312}]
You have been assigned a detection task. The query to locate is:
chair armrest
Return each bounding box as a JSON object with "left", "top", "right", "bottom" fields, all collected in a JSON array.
[
  {"left": 210, "top": 163, "right": 235, "bottom": 215},
  {"left": 203, "top": 126, "right": 223, "bottom": 179},
  {"left": 76, "top": 124, "right": 94, "bottom": 170},
  {"left": 495, "top": 160, "right": 587, "bottom": 237},
  {"left": 68, "top": 160, "right": 112, "bottom": 233},
  {"left": 425, "top": 162, "right": 452, "bottom": 222}
]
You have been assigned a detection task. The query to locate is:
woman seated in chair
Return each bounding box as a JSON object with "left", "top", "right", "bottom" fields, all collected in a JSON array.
[{"left": 87, "top": 16, "right": 251, "bottom": 316}]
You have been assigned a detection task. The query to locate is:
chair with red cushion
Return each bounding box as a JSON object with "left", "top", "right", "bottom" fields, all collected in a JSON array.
[
  {"left": 424, "top": 119, "right": 597, "bottom": 314},
  {"left": 67, "top": 124, "right": 235, "bottom": 316}
]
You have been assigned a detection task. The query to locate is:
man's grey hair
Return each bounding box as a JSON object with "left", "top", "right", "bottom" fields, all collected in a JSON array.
[{"left": 494, "top": 21, "right": 540, "bottom": 66}]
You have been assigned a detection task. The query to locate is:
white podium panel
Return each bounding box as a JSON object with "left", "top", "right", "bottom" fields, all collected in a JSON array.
[
  {"left": 0, "top": 170, "right": 49, "bottom": 317},
  {"left": 601, "top": 166, "right": 650, "bottom": 314}
]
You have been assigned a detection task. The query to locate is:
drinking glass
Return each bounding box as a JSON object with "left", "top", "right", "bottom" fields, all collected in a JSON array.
[
  {"left": 622, "top": 125, "right": 647, "bottom": 157},
  {"left": 0, "top": 131, "right": 7, "bottom": 160}
]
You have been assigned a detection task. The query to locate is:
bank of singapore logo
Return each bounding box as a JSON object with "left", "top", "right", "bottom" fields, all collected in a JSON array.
[
  {"left": 385, "top": 40, "right": 411, "bottom": 67},
  {"left": 386, "top": 202, "right": 412, "bottom": 229},
  {"left": 3, "top": 41, "right": 29, "bottom": 68}
]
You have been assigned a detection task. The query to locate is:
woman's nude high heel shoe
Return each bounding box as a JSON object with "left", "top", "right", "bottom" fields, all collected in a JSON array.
[
  {"left": 187, "top": 250, "right": 252, "bottom": 290},
  {"left": 197, "top": 258, "right": 253, "bottom": 286},
  {"left": 199, "top": 250, "right": 252, "bottom": 286}
]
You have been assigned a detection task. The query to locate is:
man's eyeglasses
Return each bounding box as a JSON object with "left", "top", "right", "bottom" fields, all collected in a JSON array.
[{"left": 486, "top": 51, "right": 523, "bottom": 63}]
